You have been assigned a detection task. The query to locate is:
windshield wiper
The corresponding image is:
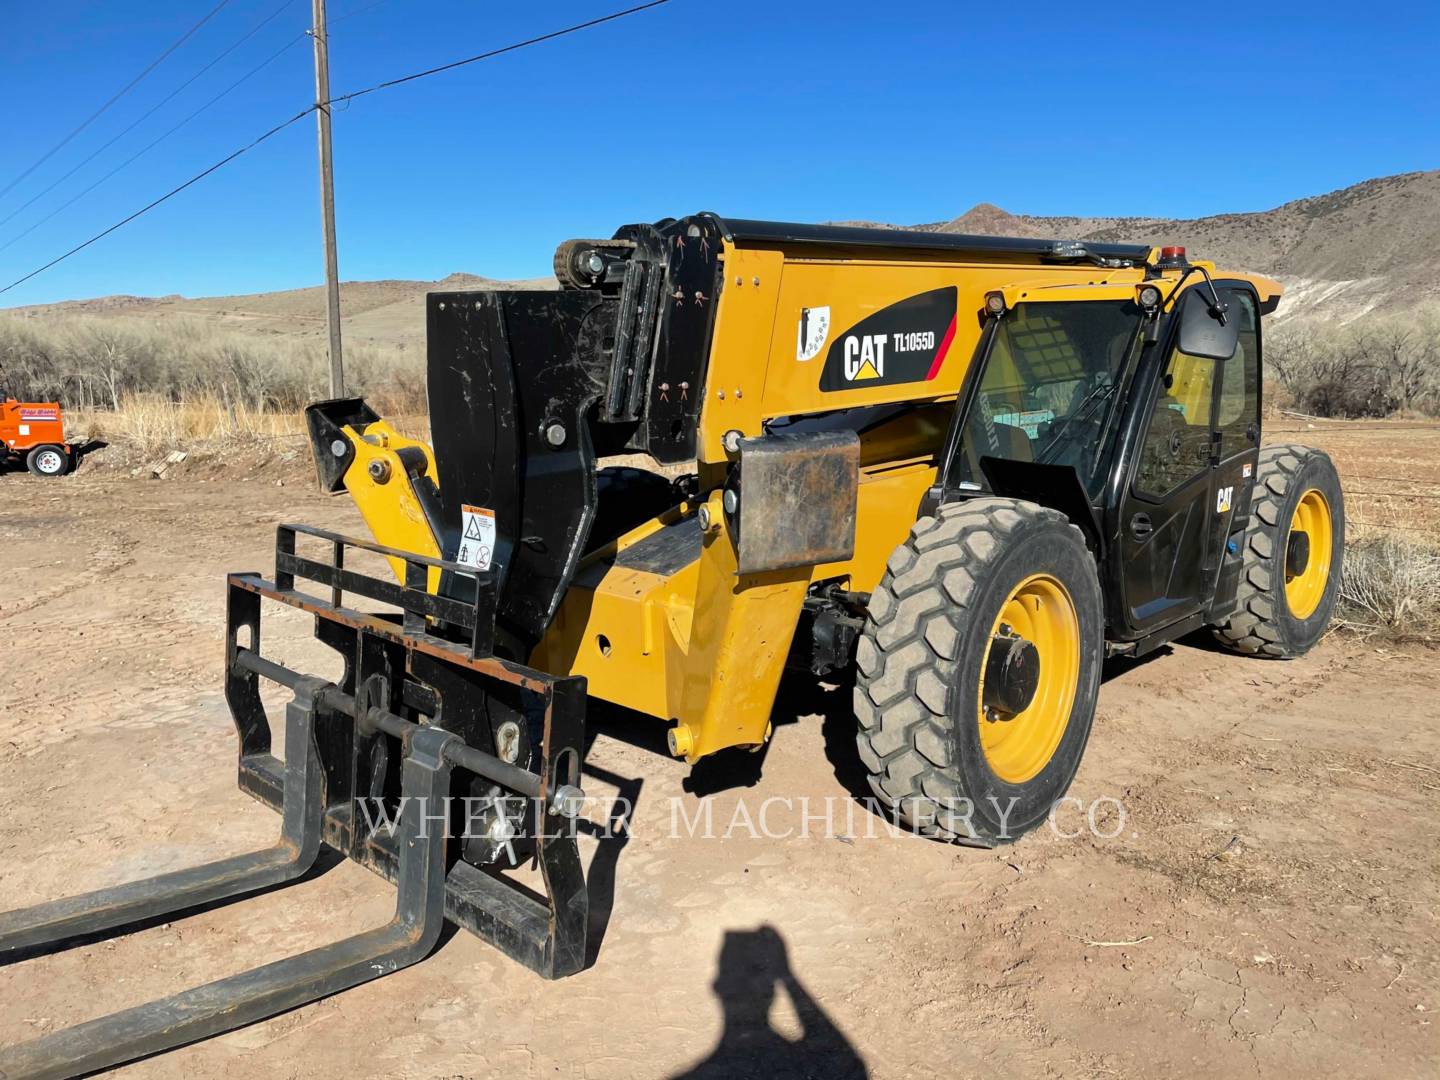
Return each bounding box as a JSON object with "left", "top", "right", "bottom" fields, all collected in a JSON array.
[{"left": 1038, "top": 378, "right": 1118, "bottom": 461}]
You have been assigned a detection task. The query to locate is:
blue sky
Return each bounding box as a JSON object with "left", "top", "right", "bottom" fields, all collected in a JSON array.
[{"left": 2, "top": 0, "right": 1437, "bottom": 306}]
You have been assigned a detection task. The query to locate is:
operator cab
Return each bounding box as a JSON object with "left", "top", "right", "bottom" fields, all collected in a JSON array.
[{"left": 942, "top": 267, "right": 1264, "bottom": 647}]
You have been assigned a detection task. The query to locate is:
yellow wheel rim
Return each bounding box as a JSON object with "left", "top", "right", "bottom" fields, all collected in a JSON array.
[
  {"left": 977, "top": 573, "right": 1081, "bottom": 785},
  {"left": 1284, "top": 488, "right": 1332, "bottom": 620}
]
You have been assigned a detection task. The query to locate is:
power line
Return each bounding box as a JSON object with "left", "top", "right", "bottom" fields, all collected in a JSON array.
[
  {"left": 0, "top": 0, "right": 674, "bottom": 296},
  {"left": 0, "top": 33, "right": 310, "bottom": 258},
  {"left": 0, "top": 0, "right": 236, "bottom": 202},
  {"left": 0, "top": 0, "right": 392, "bottom": 251},
  {"left": 0, "top": 107, "right": 315, "bottom": 297},
  {"left": 325, "top": 0, "right": 672, "bottom": 107},
  {"left": 328, "top": 0, "right": 395, "bottom": 27},
  {"left": 0, "top": 0, "right": 301, "bottom": 233}
]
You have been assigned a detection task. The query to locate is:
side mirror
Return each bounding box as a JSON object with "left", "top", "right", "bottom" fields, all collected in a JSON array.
[{"left": 1177, "top": 286, "right": 1239, "bottom": 360}]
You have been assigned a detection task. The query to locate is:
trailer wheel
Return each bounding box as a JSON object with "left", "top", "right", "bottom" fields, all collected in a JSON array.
[
  {"left": 26, "top": 445, "right": 70, "bottom": 477},
  {"left": 855, "top": 498, "right": 1103, "bottom": 846},
  {"left": 1213, "top": 444, "right": 1344, "bottom": 658}
]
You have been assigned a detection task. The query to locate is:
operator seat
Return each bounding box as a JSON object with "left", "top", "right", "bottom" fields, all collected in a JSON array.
[{"left": 990, "top": 421, "right": 1034, "bottom": 462}]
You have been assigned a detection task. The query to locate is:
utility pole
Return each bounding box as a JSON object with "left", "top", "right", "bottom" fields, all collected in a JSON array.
[{"left": 311, "top": 0, "right": 344, "bottom": 397}]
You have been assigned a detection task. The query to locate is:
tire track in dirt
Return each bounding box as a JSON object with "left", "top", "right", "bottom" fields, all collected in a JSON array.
[{"left": 0, "top": 526, "right": 136, "bottom": 621}]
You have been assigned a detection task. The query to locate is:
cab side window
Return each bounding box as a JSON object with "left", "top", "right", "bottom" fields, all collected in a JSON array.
[
  {"left": 1135, "top": 345, "right": 1216, "bottom": 497},
  {"left": 1214, "top": 291, "right": 1259, "bottom": 458},
  {"left": 1134, "top": 286, "right": 1257, "bottom": 497}
]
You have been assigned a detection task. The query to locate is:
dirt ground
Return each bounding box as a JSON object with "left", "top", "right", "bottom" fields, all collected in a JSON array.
[{"left": 1, "top": 427, "right": 1436, "bottom": 1079}]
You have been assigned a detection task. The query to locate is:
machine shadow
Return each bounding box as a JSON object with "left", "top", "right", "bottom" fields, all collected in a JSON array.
[
  {"left": 572, "top": 759, "right": 642, "bottom": 967},
  {"left": 676, "top": 639, "right": 1181, "bottom": 807},
  {"left": 583, "top": 697, "right": 675, "bottom": 759},
  {"left": 683, "top": 668, "right": 857, "bottom": 798},
  {"left": 669, "top": 924, "right": 868, "bottom": 1080},
  {"left": 1099, "top": 644, "right": 1173, "bottom": 682}
]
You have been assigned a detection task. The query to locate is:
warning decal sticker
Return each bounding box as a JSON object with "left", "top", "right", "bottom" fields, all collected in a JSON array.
[
  {"left": 457, "top": 504, "right": 496, "bottom": 571},
  {"left": 796, "top": 305, "right": 830, "bottom": 361}
]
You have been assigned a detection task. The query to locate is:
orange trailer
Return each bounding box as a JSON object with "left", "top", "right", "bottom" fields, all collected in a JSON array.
[{"left": 1, "top": 398, "right": 74, "bottom": 476}]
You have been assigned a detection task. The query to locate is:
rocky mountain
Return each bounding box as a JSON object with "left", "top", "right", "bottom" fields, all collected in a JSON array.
[{"left": 887, "top": 170, "right": 1440, "bottom": 321}]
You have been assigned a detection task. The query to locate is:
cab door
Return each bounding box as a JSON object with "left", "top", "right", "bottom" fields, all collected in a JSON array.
[
  {"left": 1204, "top": 288, "right": 1262, "bottom": 617},
  {"left": 1117, "top": 287, "right": 1250, "bottom": 636}
]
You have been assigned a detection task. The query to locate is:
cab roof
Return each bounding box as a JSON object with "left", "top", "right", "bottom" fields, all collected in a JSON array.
[{"left": 707, "top": 215, "right": 1154, "bottom": 265}]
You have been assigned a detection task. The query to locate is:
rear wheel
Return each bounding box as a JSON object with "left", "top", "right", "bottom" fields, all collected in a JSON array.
[
  {"left": 1213, "top": 445, "right": 1344, "bottom": 658},
  {"left": 26, "top": 445, "right": 69, "bottom": 477},
  {"left": 855, "top": 499, "right": 1104, "bottom": 845}
]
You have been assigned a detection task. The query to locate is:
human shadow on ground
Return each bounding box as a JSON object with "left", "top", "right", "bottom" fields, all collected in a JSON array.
[{"left": 669, "top": 924, "right": 868, "bottom": 1080}]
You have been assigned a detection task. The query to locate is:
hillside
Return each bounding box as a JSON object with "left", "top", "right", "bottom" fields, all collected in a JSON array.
[
  {"left": 4, "top": 170, "right": 1437, "bottom": 345},
  {"left": 2, "top": 272, "right": 554, "bottom": 353},
  {"left": 889, "top": 170, "right": 1440, "bottom": 321}
]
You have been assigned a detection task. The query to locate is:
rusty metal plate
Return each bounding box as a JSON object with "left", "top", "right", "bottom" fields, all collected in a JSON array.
[{"left": 734, "top": 430, "right": 860, "bottom": 574}]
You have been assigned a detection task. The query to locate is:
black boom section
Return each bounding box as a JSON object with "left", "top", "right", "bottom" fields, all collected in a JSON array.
[
  {"left": 714, "top": 217, "right": 1153, "bottom": 264},
  {"left": 619, "top": 214, "right": 725, "bottom": 463},
  {"left": 545, "top": 215, "right": 725, "bottom": 465},
  {"left": 427, "top": 290, "right": 610, "bottom": 651},
  {"left": 424, "top": 213, "right": 724, "bottom": 646}
]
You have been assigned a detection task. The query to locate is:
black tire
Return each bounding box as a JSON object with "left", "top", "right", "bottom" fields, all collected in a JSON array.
[
  {"left": 855, "top": 498, "right": 1104, "bottom": 846},
  {"left": 25, "top": 445, "right": 70, "bottom": 477},
  {"left": 1213, "top": 444, "right": 1344, "bottom": 658}
]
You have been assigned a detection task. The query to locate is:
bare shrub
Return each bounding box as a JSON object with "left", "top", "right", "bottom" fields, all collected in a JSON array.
[
  {"left": 1338, "top": 533, "right": 1440, "bottom": 637},
  {"left": 1267, "top": 306, "right": 1440, "bottom": 419}
]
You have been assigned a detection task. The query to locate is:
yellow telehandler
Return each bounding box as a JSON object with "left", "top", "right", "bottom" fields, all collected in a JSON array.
[{"left": 0, "top": 215, "right": 1343, "bottom": 1077}]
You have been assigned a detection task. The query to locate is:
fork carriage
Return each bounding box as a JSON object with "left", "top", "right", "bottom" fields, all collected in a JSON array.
[{"left": 0, "top": 525, "right": 587, "bottom": 1079}]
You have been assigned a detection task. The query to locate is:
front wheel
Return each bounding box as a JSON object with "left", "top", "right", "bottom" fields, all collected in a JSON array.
[
  {"left": 26, "top": 445, "right": 70, "bottom": 477},
  {"left": 855, "top": 498, "right": 1104, "bottom": 846}
]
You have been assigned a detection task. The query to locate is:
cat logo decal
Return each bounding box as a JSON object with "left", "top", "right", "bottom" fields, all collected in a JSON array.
[{"left": 820, "top": 287, "right": 958, "bottom": 392}]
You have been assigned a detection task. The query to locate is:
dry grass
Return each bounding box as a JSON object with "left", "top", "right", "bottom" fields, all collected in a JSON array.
[
  {"left": 1, "top": 311, "right": 452, "bottom": 461},
  {"left": 66, "top": 394, "right": 436, "bottom": 460},
  {"left": 73, "top": 395, "right": 306, "bottom": 455},
  {"left": 1338, "top": 533, "right": 1440, "bottom": 639},
  {"left": 0, "top": 312, "right": 427, "bottom": 416}
]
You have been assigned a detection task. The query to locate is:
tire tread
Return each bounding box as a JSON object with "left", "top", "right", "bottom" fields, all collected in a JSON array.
[
  {"left": 854, "top": 498, "right": 1087, "bottom": 846},
  {"left": 1212, "top": 444, "right": 1339, "bottom": 658}
]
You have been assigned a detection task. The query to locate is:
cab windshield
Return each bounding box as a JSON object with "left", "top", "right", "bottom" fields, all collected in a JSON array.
[{"left": 955, "top": 299, "right": 1143, "bottom": 497}]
